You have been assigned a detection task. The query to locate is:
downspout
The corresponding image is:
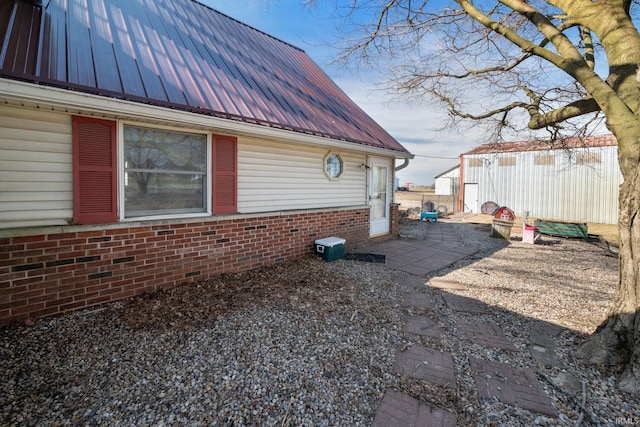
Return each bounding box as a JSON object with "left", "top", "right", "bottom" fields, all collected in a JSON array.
[
  {"left": 395, "top": 158, "right": 410, "bottom": 171},
  {"left": 392, "top": 157, "right": 410, "bottom": 233},
  {"left": 393, "top": 158, "right": 410, "bottom": 203}
]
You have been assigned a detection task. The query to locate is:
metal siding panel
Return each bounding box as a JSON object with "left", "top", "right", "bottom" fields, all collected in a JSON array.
[
  {"left": 462, "top": 156, "right": 482, "bottom": 186},
  {"left": 464, "top": 146, "right": 622, "bottom": 224}
]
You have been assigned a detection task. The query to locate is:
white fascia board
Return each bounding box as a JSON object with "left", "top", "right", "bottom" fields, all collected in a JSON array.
[{"left": 0, "top": 78, "right": 413, "bottom": 160}]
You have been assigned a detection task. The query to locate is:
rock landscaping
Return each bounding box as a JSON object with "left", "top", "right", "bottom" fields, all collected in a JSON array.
[{"left": 1, "top": 218, "right": 638, "bottom": 426}]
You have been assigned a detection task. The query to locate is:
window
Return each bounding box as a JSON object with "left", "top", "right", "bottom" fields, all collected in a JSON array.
[
  {"left": 324, "top": 153, "right": 343, "bottom": 179},
  {"left": 576, "top": 151, "right": 601, "bottom": 164},
  {"left": 468, "top": 158, "right": 483, "bottom": 168},
  {"left": 72, "top": 116, "right": 237, "bottom": 225},
  {"left": 534, "top": 154, "right": 555, "bottom": 166},
  {"left": 498, "top": 156, "right": 516, "bottom": 167},
  {"left": 123, "top": 125, "right": 207, "bottom": 218}
]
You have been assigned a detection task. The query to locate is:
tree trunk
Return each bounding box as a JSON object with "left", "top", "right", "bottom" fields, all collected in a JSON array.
[
  {"left": 578, "top": 165, "right": 640, "bottom": 394},
  {"left": 574, "top": 7, "right": 640, "bottom": 392}
]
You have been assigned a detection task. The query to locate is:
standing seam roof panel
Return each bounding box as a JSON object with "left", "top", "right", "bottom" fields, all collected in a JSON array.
[
  {"left": 107, "top": 0, "right": 146, "bottom": 97},
  {"left": 89, "top": 0, "right": 124, "bottom": 93},
  {"left": 211, "top": 13, "right": 284, "bottom": 123},
  {"left": 40, "top": 1, "right": 65, "bottom": 82},
  {"left": 123, "top": 2, "right": 174, "bottom": 102},
  {"left": 180, "top": 6, "right": 247, "bottom": 118},
  {"left": 67, "top": 0, "right": 95, "bottom": 88},
  {"left": 210, "top": 13, "right": 290, "bottom": 125},
  {"left": 0, "top": 0, "right": 410, "bottom": 154},
  {"left": 163, "top": 2, "right": 228, "bottom": 111},
  {"left": 153, "top": 1, "right": 212, "bottom": 109},
  {"left": 197, "top": 15, "right": 263, "bottom": 119},
  {"left": 140, "top": 1, "right": 189, "bottom": 106}
]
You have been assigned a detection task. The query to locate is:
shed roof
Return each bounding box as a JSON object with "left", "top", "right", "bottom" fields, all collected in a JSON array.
[
  {"left": 0, "top": 0, "right": 409, "bottom": 155},
  {"left": 462, "top": 134, "right": 617, "bottom": 156},
  {"left": 434, "top": 164, "right": 460, "bottom": 179}
]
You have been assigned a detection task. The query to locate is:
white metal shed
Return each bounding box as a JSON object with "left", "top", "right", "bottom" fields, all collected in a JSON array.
[
  {"left": 434, "top": 165, "right": 460, "bottom": 196},
  {"left": 460, "top": 135, "right": 621, "bottom": 224}
]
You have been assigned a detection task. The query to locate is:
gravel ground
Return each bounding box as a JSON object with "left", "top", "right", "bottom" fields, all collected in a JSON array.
[{"left": 1, "top": 219, "right": 639, "bottom": 426}]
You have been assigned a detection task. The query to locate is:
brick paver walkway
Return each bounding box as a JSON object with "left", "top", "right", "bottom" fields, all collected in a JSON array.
[
  {"left": 469, "top": 356, "right": 558, "bottom": 417},
  {"left": 393, "top": 344, "right": 456, "bottom": 388},
  {"left": 364, "top": 221, "right": 559, "bottom": 424},
  {"left": 398, "top": 291, "right": 436, "bottom": 309},
  {"left": 372, "top": 390, "right": 457, "bottom": 427},
  {"left": 455, "top": 319, "right": 517, "bottom": 351},
  {"left": 441, "top": 293, "right": 489, "bottom": 313},
  {"left": 403, "top": 315, "right": 446, "bottom": 338}
]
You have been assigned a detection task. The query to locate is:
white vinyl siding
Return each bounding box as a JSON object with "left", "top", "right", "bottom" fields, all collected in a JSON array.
[
  {"left": 238, "top": 137, "right": 367, "bottom": 212},
  {"left": 0, "top": 105, "right": 73, "bottom": 228},
  {"left": 0, "top": 105, "right": 377, "bottom": 229},
  {"left": 463, "top": 147, "right": 622, "bottom": 224}
]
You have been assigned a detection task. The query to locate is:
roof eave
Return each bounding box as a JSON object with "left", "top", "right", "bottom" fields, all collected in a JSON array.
[{"left": 0, "top": 78, "right": 413, "bottom": 159}]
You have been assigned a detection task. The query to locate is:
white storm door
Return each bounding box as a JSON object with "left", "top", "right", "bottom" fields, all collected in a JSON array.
[{"left": 369, "top": 157, "right": 391, "bottom": 236}]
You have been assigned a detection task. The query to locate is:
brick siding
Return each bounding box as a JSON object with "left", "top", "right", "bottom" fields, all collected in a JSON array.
[{"left": 0, "top": 207, "right": 397, "bottom": 323}]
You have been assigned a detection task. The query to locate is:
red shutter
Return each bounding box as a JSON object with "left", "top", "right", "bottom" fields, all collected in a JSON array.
[
  {"left": 212, "top": 135, "right": 237, "bottom": 214},
  {"left": 72, "top": 116, "right": 118, "bottom": 224}
]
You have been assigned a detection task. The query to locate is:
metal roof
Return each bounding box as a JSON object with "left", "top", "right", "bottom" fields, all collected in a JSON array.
[
  {"left": 463, "top": 134, "right": 617, "bottom": 156},
  {"left": 434, "top": 164, "right": 460, "bottom": 179},
  {"left": 0, "top": 0, "right": 410, "bottom": 155}
]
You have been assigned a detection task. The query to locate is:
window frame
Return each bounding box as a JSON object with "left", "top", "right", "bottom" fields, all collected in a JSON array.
[
  {"left": 324, "top": 152, "right": 343, "bottom": 180},
  {"left": 118, "top": 121, "right": 213, "bottom": 222}
]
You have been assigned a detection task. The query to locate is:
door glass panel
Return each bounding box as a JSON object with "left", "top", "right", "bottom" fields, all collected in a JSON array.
[{"left": 372, "top": 165, "right": 387, "bottom": 219}]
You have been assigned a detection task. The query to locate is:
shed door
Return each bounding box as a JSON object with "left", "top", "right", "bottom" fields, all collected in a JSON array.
[
  {"left": 369, "top": 157, "right": 391, "bottom": 236},
  {"left": 463, "top": 183, "right": 479, "bottom": 213}
]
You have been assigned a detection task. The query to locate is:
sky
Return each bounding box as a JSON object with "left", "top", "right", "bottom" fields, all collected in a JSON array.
[{"left": 200, "top": 0, "right": 476, "bottom": 186}]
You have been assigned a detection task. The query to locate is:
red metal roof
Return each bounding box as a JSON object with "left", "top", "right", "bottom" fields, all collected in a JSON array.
[
  {"left": 462, "top": 134, "right": 617, "bottom": 156},
  {"left": 0, "top": 0, "right": 410, "bottom": 154}
]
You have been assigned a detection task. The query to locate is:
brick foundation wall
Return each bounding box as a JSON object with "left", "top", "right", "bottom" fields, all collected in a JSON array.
[{"left": 1, "top": 207, "right": 378, "bottom": 323}]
